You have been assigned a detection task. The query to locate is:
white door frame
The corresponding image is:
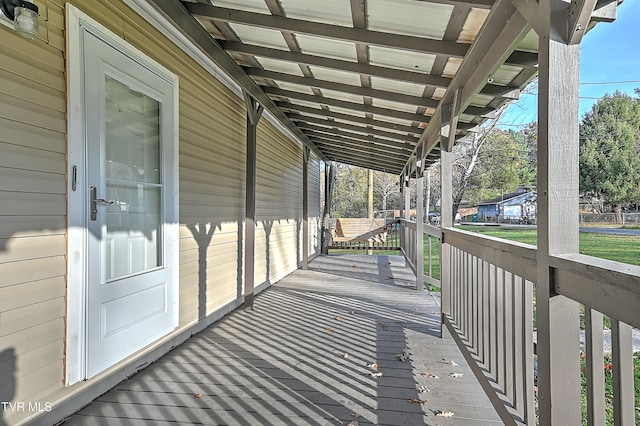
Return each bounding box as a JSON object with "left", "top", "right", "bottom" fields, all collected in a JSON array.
[{"left": 65, "top": 4, "right": 179, "bottom": 385}]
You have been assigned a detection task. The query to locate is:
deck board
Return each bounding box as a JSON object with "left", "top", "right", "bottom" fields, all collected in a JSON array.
[{"left": 63, "top": 254, "right": 502, "bottom": 425}]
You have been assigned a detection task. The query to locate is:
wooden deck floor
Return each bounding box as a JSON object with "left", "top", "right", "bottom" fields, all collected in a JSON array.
[{"left": 63, "top": 255, "right": 502, "bottom": 425}]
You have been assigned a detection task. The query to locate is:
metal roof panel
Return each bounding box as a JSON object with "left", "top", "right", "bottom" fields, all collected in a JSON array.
[
  {"left": 368, "top": 0, "right": 453, "bottom": 39},
  {"left": 280, "top": 0, "right": 353, "bottom": 27}
]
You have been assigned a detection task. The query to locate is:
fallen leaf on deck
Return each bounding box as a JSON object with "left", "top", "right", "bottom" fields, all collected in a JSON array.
[
  {"left": 350, "top": 413, "right": 362, "bottom": 418},
  {"left": 417, "top": 385, "right": 431, "bottom": 393},
  {"left": 435, "top": 411, "right": 455, "bottom": 417},
  {"left": 344, "top": 352, "right": 349, "bottom": 358},
  {"left": 349, "top": 311, "right": 356, "bottom": 315},
  {"left": 408, "top": 398, "right": 429, "bottom": 404},
  {"left": 430, "top": 311, "right": 438, "bottom": 314},
  {"left": 366, "top": 363, "right": 381, "bottom": 369},
  {"left": 396, "top": 348, "right": 409, "bottom": 362},
  {"left": 194, "top": 393, "right": 203, "bottom": 398},
  {"left": 352, "top": 264, "right": 357, "bottom": 268},
  {"left": 335, "top": 316, "right": 342, "bottom": 321},
  {"left": 378, "top": 322, "right": 389, "bottom": 330},
  {"left": 422, "top": 372, "right": 440, "bottom": 379},
  {"left": 450, "top": 373, "right": 464, "bottom": 378},
  {"left": 448, "top": 360, "right": 459, "bottom": 366},
  {"left": 346, "top": 421, "right": 359, "bottom": 426},
  {"left": 325, "top": 327, "right": 334, "bottom": 333},
  {"left": 370, "top": 372, "right": 383, "bottom": 378}
]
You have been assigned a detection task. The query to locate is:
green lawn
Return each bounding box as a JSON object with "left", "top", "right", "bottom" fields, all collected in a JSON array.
[{"left": 456, "top": 225, "right": 640, "bottom": 266}]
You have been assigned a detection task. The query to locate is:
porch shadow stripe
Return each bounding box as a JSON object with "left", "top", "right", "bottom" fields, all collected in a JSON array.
[{"left": 64, "top": 254, "right": 501, "bottom": 426}]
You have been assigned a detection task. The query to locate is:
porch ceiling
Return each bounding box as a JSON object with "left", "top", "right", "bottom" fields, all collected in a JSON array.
[{"left": 147, "top": 0, "right": 613, "bottom": 175}]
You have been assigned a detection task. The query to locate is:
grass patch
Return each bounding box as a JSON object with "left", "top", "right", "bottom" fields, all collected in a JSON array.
[
  {"left": 457, "top": 226, "right": 640, "bottom": 266},
  {"left": 580, "top": 353, "right": 640, "bottom": 425}
]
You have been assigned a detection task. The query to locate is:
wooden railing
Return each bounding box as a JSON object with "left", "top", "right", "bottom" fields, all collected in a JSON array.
[
  {"left": 399, "top": 219, "right": 441, "bottom": 289},
  {"left": 402, "top": 224, "right": 640, "bottom": 425}
]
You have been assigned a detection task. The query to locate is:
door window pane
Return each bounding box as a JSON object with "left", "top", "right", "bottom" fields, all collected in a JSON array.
[
  {"left": 105, "top": 76, "right": 160, "bottom": 184},
  {"left": 104, "top": 76, "right": 163, "bottom": 281}
]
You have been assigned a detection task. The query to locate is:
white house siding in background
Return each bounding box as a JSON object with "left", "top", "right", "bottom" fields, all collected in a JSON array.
[{"left": 0, "top": 1, "right": 320, "bottom": 425}]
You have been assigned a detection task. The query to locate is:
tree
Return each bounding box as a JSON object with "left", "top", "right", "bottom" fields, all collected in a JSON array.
[
  {"left": 330, "top": 164, "right": 368, "bottom": 217},
  {"left": 579, "top": 90, "right": 640, "bottom": 222},
  {"left": 373, "top": 171, "right": 400, "bottom": 216}
]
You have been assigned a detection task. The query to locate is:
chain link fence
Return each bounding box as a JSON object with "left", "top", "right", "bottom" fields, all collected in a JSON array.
[{"left": 579, "top": 212, "right": 640, "bottom": 225}]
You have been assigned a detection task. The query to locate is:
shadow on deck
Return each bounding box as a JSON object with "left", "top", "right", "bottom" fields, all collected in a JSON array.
[{"left": 63, "top": 255, "right": 501, "bottom": 425}]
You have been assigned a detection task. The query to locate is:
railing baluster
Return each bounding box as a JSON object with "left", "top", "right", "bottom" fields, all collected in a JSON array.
[
  {"left": 524, "top": 279, "right": 534, "bottom": 425},
  {"left": 512, "top": 276, "right": 524, "bottom": 419},
  {"left": 483, "top": 260, "right": 490, "bottom": 367},
  {"left": 497, "top": 267, "right": 505, "bottom": 390},
  {"left": 472, "top": 255, "right": 479, "bottom": 353},
  {"left": 611, "top": 319, "right": 634, "bottom": 425},
  {"left": 585, "top": 307, "right": 605, "bottom": 425},
  {"left": 489, "top": 263, "right": 497, "bottom": 379},
  {"left": 504, "top": 271, "right": 514, "bottom": 406}
]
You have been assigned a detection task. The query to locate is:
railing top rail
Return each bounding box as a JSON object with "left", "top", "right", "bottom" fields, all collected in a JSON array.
[
  {"left": 443, "top": 227, "right": 537, "bottom": 282},
  {"left": 399, "top": 219, "right": 442, "bottom": 237},
  {"left": 551, "top": 253, "right": 640, "bottom": 328},
  {"left": 443, "top": 227, "right": 537, "bottom": 261}
]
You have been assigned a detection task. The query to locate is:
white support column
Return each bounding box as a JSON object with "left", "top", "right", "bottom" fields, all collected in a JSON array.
[{"left": 536, "top": 0, "right": 582, "bottom": 421}]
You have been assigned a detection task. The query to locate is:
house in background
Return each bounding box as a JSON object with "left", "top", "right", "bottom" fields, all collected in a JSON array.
[{"left": 475, "top": 189, "right": 537, "bottom": 223}]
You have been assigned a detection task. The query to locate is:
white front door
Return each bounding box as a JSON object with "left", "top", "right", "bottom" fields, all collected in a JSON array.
[{"left": 81, "top": 29, "right": 178, "bottom": 378}]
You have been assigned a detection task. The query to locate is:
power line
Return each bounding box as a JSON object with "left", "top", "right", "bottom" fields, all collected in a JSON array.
[{"left": 580, "top": 80, "right": 640, "bottom": 85}]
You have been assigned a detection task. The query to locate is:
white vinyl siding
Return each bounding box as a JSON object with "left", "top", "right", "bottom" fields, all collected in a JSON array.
[{"left": 0, "top": 5, "right": 67, "bottom": 422}]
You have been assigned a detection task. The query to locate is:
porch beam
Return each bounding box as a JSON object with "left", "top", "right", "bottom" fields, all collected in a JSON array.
[
  {"left": 248, "top": 68, "right": 441, "bottom": 109},
  {"left": 187, "top": 4, "right": 470, "bottom": 57},
  {"left": 308, "top": 134, "right": 413, "bottom": 160},
  {"left": 243, "top": 92, "right": 263, "bottom": 309},
  {"left": 284, "top": 105, "right": 426, "bottom": 133},
  {"left": 265, "top": 87, "right": 492, "bottom": 122},
  {"left": 225, "top": 41, "right": 522, "bottom": 99},
  {"left": 291, "top": 114, "right": 421, "bottom": 142},
  {"left": 298, "top": 122, "right": 419, "bottom": 145},
  {"left": 567, "top": 0, "right": 598, "bottom": 44},
  {"left": 312, "top": 143, "right": 406, "bottom": 172},
  {"left": 302, "top": 126, "right": 417, "bottom": 150},
  {"left": 264, "top": 87, "right": 433, "bottom": 122},
  {"left": 536, "top": 0, "right": 582, "bottom": 422}
]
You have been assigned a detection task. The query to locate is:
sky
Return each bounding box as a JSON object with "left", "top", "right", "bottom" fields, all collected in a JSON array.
[{"left": 501, "top": 0, "right": 640, "bottom": 127}]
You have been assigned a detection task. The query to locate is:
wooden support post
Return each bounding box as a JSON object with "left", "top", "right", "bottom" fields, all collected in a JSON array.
[
  {"left": 243, "top": 92, "right": 263, "bottom": 309},
  {"left": 367, "top": 169, "right": 373, "bottom": 255},
  {"left": 321, "top": 163, "right": 333, "bottom": 255},
  {"left": 415, "top": 161, "right": 424, "bottom": 291},
  {"left": 440, "top": 147, "right": 453, "bottom": 336},
  {"left": 536, "top": 0, "right": 582, "bottom": 421},
  {"left": 302, "top": 147, "right": 309, "bottom": 269}
]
